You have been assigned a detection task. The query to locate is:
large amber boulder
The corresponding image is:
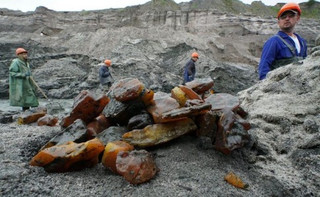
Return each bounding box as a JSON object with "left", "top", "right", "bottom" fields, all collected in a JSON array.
[
  {"left": 60, "top": 90, "right": 110, "bottom": 127},
  {"left": 122, "top": 118, "right": 197, "bottom": 148},
  {"left": 111, "top": 78, "right": 145, "bottom": 102},
  {"left": 30, "top": 138, "right": 105, "bottom": 172}
]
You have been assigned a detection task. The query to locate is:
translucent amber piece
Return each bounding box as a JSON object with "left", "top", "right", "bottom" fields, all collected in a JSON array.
[
  {"left": 86, "top": 114, "right": 110, "bottom": 139},
  {"left": 224, "top": 172, "right": 248, "bottom": 189},
  {"left": 60, "top": 90, "right": 110, "bottom": 127},
  {"left": 178, "top": 85, "right": 202, "bottom": 100},
  {"left": 141, "top": 89, "right": 154, "bottom": 106},
  {"left": 112, "top": 78, "right": 145, "bottom": 102},
  {"left": 161, "top": 102, "right": 212, "bottom": 121},
  {"left": 116, "top": 150, "right": 158, "bottom": 184},
  {"left": 147, "top": 92, "right": 180, "bottom": 123},
  {"left": 214, "top": 108, "right": 250, "bottom": 154},
  {"left": 17, "top": 107, "right": 47, "bottom": 125},
  {"left": 122, "top": 118, "right": 197, "bottom": 147},
  {"left": 185, "top": 77, "right": 214, "bottom": 94},
  {"left": 101, "top": 141, "right": 134, "bottom": 173},
  {"left": 171, "top": 87, "right": 187, "bottom": 107},
  {"left": 30, "top": 138, "right": 105, "bottom": 172},
  {"left": 37, "top": 114, "right": 59, "bottom": 126}
]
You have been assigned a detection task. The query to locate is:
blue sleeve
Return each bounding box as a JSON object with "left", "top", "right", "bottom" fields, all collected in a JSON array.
[{"left": 258, "top": 37, "right": 278, "bottom": 80}]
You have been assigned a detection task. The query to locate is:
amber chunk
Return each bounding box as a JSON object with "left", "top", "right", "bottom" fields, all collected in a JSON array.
[
  {"left": 185, "top": 77, "right": 214, "bottom": 94},
  {"left": 205, "top": 93, "right": 239, "bottom": 111},
  {"left": 111, "top": 78, "right": 145, "bottom": 102},
  {"left": 213, "top": 108, "right": 250, "bottom": 154},
  {"left": 224, "top": 172, "right": 249, "bottom": 189},
  {"left": 171, "top": 87, "right": 187, "bottom": 107},
  {"left": 17, "top": 107, "right": 47, "bottom": 125},
  {"left": 196, "top": 111, "right": 217, "bottom": 138},
  {"left": 122, "top": 118, "right": 197, "bottom": 148},
  {"left": 30, "top": 138, "right": 105, "bottom": 172},
  {"left": 86, "top": 114, "right": 110, "bottom": 139},
  {"left": 178, "top": 85, "right": 202, "bottom": 100},
  {"left": 116, "top": 150, "right": 158, "bottom": 184},
  {"left": 60, "top": 90, "right": 110, "bottom": 127},
  {"left": 101, "top": 141, "right": 134, "bottom": 173},
  {"left": 161, "top": 101, "right": 212, "bottom": 121},
  {"left": 37, "top": 114, "right": 59, "bottom": 126},
  {"left": 141, "top": 89, "right": 154, "bottom": 106},
  {"left": 147, "top": 92, "right": 180, "bottom": 123}
]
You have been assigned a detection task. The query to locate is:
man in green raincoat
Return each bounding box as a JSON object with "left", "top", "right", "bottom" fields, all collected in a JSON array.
[{"left": 9, "top": 48, "right": 39, "bottom": 111}]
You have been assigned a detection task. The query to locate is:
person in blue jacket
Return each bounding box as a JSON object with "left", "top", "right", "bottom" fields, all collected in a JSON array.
[
  {"left": 99, "top": 59, "right": 114, "bottom": 90},
  {"left": 183, "top": 52, "right": 199, "bottom": 84},
  {"left": 258, "top": 2, "right": 307, "bottom": 80}
]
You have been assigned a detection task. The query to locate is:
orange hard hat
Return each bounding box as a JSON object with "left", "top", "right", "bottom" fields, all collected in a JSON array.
[
  {"left": 277, "top": 3, "right": 301, "bottom": 19},
  {"left": 16, "top": 48, "right": 27, "bottom": 55},
  {"left": 191, "top": 52, "right": 199, "bottom": 58},
  {"left": 104, "top": 59, "right": 111, "bottom": 66}
]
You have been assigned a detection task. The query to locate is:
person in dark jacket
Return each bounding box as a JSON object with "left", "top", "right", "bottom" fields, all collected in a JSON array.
[
  {"left": 183, "top": 52, "right": 199, "bottom": 84},
  {"left": 99, "top": 59, "right": 113, "bottom": 89},
  {"left": 9, "top": 48, "right": 39, "bottom": 111},
  {"left": 258, "top": 3, "right": 307, "bottom": 80}
]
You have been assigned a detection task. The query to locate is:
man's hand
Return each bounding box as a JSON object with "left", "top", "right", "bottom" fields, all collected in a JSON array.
[{"left": 25, "top": 71, "right": 31, "bottom": 77}]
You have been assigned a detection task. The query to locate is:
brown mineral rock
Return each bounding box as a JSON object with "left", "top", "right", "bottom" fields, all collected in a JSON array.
[
  {"left": 86, "top": 114, "right": 111, "bottom": 139},
  {"left": 60, "top": 90, "right": 110, "bottom": 127},
  {"left": 147, "top": 92, "right": 180, "bottom": 123},
  {"left": 101, "top": 141, "right": 134, "bottom": 173},
  {"left": 41, "top": 119, "right": 87, "bottom": 150},
  {"left": 17, "top": 107, "right": 47, "bottom": 125},
  {"left": 122, "top": 118, "right": 197, "bottom": 148},
  {"left": 37, "top": 114, "right": 59, "bottom": 126},
  {"left": 185, "top": 77, "right": 214, "bottom": 94},
  {"left": 116, "top": 150, "right": 158, "bottom": 184},
  {"left": 30, "top": 138, "right": 105, "bottom": 172},
  {"left": 111, "top": 78, "right": 145, "bottom": 102},
  {"left": 127, "top": 112, "right": 154, "bottom": 130}
]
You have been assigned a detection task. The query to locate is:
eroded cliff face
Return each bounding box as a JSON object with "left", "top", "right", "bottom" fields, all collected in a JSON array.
[{"left": 0, "top": 3, "right": 319, "bottom": 99}]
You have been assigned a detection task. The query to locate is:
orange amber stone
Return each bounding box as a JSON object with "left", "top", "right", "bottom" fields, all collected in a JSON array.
[
  {"left": 224, "top": 172, "right": 248, "bottom": 189},
  {"left": 171, "top": 87, "right": 187, "bottom": 107},
  {"left": 37, "top": 114, "right": 59, "bottom": 126},
  {"left": 101, "top": 141, "right": 134, "bottom": 173},
  {"left": 112, "top": 78, "right": 145, "bottom": 102},
  {"left": 30, "top": 138, "right": 105, "bottom": 172},
  {"left": 60, "top": 90, "right": 110, "bottom": 127},
  {"left": 116, "top": 150, "right": 158, "bottom": 184},
  {"left": 122, "top": 118, "right": 197, "bottom": 148},
  {"left": 147, "top": 92, "right": 180, "bottom": 123}
]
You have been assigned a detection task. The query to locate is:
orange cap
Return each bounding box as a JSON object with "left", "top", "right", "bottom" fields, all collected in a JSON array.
[
  {"left": 191, "top": 52, "right": 199, "bottom": 58},
  {"left": 104, "top": 59, "right": 111, "bottom": 66},
  {"left": 16, "top": 48, "right": 27, "bottom": 55},
  {"left": 277, "top": 3, "right": 301, "bottom": 19}
]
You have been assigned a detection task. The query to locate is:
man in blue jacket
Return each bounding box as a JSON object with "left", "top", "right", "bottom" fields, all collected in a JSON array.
[
  {"left": 258, "top": 3, "right": 307, "bottom": 80},
  {"left": 183, "top": 52, "right": 199, "bottom": 84},
  {"left": 99, "top": 59, "right": 114, "bottom": 91}
]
